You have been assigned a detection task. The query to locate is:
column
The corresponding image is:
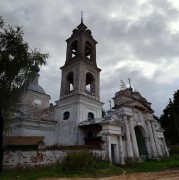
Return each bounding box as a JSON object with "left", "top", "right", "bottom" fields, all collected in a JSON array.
[
  {"left": 147, "top": 120, "right": 158, "bottom": 158},
  {"left": 119, "top": 135, "right": 124, "bottom": 164},
  {"left": 129, "top": 118, "right": 140, "bottom": 159},
  {"left": 124, "top": 116, "right": 134, "bottom": 160},
  {"left": 151, "top": 121, "right": 163, "bottom": 157},
  {"left": 145, "top": 137, "right": 152, "bottom": 158}
]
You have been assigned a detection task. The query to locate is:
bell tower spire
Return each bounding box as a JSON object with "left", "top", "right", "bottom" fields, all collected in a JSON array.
[{"left": 81, "top": 11, "right": 83, "bottom": 24}]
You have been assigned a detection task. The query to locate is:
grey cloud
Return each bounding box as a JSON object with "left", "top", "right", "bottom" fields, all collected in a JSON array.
[{"left": 1, "top": 0, "right": 179, "bottom": 117}]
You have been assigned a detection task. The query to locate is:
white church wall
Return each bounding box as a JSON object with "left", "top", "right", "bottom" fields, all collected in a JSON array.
[
  {"left": 56, "top": 103, "right": 78, "bottom": 145},
  {"left": 21, "top": 129, "right": 55, "bottom": 146},
  {"left": 3, "top": 149, "right": 66, "bottom": 169},
  {"left": 55, "top": 95, "right": 103, "bottom": 145},
  {"left": 3, "top": 149, "right": 106, "bottom": 169},
  {"left": 10, "top": 119, "right": 56, "bottom": 146}
]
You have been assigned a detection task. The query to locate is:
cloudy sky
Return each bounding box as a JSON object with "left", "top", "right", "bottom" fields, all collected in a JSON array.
[{"left": 1, "top": 0, "right": 179, "bottom": 117}]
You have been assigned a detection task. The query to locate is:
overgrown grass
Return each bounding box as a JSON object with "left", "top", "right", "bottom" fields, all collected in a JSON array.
[
  {"left": 61, "top": 150, "right": 108, "bottom": 170},
  {"left": 59, "top": 151, "right": 122, "bottom": 178},
  {"left": 0, "top": 153, "right": 179, "bottom": 180},
  {"left": 121, "top": 154, "right": 179, "bottom": 173}
]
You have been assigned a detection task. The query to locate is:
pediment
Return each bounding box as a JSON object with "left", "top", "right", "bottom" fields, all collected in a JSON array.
[{"left": 125, "top": 101, "right": 149, "bottom": 111}]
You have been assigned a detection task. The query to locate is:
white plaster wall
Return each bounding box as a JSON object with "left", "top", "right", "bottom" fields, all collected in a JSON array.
[
  {"left": 3, "top": 150, "right": 66, "bottom": 169},
  {"left": 10, "top": 120, "right": 56, "bottom": 146},
  {"left": 3, "top": 149, "right": 106, "bottom": 169},
  {"left": 55, "top": 95, "right": 103, "bottom": 146}
]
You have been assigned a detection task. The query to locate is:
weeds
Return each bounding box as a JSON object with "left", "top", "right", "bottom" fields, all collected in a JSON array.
[{"left": 0, "top": 153, "right": 179, "bottom": 180}]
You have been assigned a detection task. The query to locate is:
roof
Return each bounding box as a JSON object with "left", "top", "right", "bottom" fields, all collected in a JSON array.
[
  {"left": 3, "top": 136, "right": 44, "bottom": 146},
  {"left": 27, "top": 83, "right": 46, "bottom": 94},
  {"left": 79, "top": 118, "right": 103, "bottom": 126}
]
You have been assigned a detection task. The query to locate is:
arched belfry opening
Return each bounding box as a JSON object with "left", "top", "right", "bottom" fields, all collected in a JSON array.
[
  {"left": 85, "top": 72, "right": 95, "bottom": 95},
  {"left": 134, "top": 126, "right": 148, "bottom": 159},
  {"left": 65, "top": 71, "right": 74, "bottom": 94},
  {"left": 70, "top": 40, "right": 78, "bottom": 58},
  {"left": 85, "top": 41, "right": 92, "bottom": 60}
]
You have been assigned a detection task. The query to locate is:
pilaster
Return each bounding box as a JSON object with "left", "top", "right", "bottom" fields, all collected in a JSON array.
[
  {"left": 124, "top": 116, "right": 134, "bottom": 160},
  {"left": 147, "top": 120, "right": 158, "bottom": 158},
  {"left": 145, "top": 137, "right": 152, "bottom": 158},
  {"left": 129, "top": 118, "right": 140, "bottom": 160},
  {"left": 151, "top": 121, "right": 163, "bottom": 157},
  {"left": 119, "top": 135, "right": 124, "bottom": 164}
]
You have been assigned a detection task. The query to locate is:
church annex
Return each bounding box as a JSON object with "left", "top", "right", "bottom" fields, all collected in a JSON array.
[{"left": 8, "top": 19, "right": 169, "bottom": 164}]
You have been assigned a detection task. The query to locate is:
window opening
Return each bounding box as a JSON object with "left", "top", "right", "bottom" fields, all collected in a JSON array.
[
  {"left": 86, "top": 84, "right": 90, "bottom": 92},
  {"left": 70, "top": 40, "right": 78, "bottom": 58},
  {"left": 85, "top": 41, "right": 92, "bottom": 60},
  {"left": 70, "top": 83, "right": 73, "bottom": 91},
  {"left": 88, "top": 112, "right": 94, "bottom": 120},
  {"left": 85, "top": 73, "right": 95, "bottom": 95},
  {"left": 63, "top": 111, "right": 70, "bottom": 120},
  {"left": 66, "top": 71, "right": 74, "bottom": 93}
]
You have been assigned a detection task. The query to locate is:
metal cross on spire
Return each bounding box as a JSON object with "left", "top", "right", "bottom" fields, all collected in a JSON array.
[
  {"left": 128, "top": 78, "right": 132, "bottom": 88},
  {"left": 81, "top": 11, "right": 84, "bottom": 23}
]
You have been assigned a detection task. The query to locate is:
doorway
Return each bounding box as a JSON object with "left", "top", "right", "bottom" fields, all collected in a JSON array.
[
  {"left": 111, "top": 144, "right": 116, "bottom": 164},
  {"left": 134, "top": 126, "right": 148, "bottom": 160}
]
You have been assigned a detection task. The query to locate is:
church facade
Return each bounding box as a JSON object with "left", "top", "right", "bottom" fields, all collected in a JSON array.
[{"left": 9, "top": 20, "right": 169, "bottom": 164}]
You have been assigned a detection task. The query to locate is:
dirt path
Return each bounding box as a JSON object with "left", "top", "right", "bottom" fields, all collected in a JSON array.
[{"left": 38, "top": 170, "right": 179, "bottom": 180}]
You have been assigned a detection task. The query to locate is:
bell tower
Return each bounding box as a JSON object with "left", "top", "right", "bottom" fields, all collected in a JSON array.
[
  {"left": 55, "top": 18, "right": 103, "bottom": 145},
  {"left": 60, "top": 18, "right": 101, "bottom": 100}
]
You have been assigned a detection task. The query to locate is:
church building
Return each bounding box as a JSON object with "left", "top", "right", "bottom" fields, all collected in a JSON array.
[{"left": 8, "top": 19, "right": 169, "bottom": 164}]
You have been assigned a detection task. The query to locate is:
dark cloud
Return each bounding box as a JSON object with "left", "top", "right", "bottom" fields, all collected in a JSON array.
[{"left": 1, "top": 0, "right": 179, "bottom": 117}]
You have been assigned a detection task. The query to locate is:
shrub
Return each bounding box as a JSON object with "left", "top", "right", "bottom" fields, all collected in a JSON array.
[{"left": 61, "top": 150, "right": 107, "bottom": 170}]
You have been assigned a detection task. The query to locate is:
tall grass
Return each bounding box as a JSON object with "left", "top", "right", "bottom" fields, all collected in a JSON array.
[
  {"left": 61, "top": 150, "right": 109, "bottom": 170},
  {"left": 1, "top": 153, "right": 179, "bottom": 180}
]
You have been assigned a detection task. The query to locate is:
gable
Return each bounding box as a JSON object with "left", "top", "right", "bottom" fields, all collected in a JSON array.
[{"left": 125, "top": 100, "right": 152, "bottom": 112}]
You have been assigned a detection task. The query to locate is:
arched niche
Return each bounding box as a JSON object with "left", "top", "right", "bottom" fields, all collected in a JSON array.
[
  {"left": 85, "top": 72, "right": 95, "bottom": 95},
  {"left": 85, "top": 41, "right": 93, "bottom": 60},
  {"left": 65, "top": 71, "right": 74, "bottom": 94},
  {"left": 70, "top": 40, "right": 78, "bottom": 58},
  {"left": 134, "top": 126, "right": 148, "bottom": 158}
]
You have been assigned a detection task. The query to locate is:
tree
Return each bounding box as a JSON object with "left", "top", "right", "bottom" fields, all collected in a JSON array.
[
  {"left": 0, "top": 17, "right": 48, "bottom": 173},
  {"left": 160, "top": 90, "right": 179, "bottom": 145}
]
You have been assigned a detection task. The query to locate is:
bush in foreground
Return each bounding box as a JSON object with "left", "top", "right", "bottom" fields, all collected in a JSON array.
[{"left": 61, "top": 150, "right": 108, "bottom": 170}]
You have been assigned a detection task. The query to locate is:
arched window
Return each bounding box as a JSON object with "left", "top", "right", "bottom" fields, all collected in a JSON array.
[
  {"left": 65, "top": 71, "right": 74, "bottom": 94},
  {"left": 63, "top": 111, "right": 70, "bottom": 120},
  {"left": 85, "top": 41, "right": 92, "bottom": 60},
  {"left": 70, "top": 40, "right": 78, "bottom": 58},
  {"left": 86, "top": 72, "right": 95, "bottom": 95},
  {"left": 88, "top": 112, "right": 94, "bottom": 120}
]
